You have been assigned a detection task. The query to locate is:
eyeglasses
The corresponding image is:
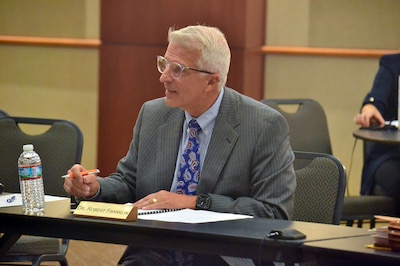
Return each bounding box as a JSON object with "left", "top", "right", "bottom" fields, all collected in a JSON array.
[{"left": 157, "top": 55, "right": 214, "bottom": 79}]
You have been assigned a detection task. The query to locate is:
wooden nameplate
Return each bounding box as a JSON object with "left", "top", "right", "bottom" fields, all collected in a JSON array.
[{"left": 73, "top": 201, "right": 138, "bottom": 221}]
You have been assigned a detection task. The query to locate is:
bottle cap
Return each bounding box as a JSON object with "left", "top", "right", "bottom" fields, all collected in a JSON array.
[{"left": 23, "top": 144, "right": 34, "bottom": 151}]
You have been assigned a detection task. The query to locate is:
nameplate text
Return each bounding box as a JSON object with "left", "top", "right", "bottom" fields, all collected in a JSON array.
[{"left": 73, "top": 201, "right": 138, "bottom": 221}]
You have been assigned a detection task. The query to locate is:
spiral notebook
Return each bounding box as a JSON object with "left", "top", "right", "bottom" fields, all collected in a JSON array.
[{"left": 137, "top": 208, "right": 253, "bottom": 223}]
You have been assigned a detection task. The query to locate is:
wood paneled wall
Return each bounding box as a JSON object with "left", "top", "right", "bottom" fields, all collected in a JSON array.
[{"left": 98, "top": 0, "right": 265, "bottom": 174}]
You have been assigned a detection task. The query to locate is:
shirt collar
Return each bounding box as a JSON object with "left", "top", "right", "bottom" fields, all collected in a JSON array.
[{"left": 184, "top": 88, "right": 224, "bottom": 136}]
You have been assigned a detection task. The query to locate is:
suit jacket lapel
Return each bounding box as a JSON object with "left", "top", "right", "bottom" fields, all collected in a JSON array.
[
  {"left": 198, "top": 88, "right": 240, "bottom": 193},
  {"left": 157, "top": 109, "right": 184, "bottom": 188}
]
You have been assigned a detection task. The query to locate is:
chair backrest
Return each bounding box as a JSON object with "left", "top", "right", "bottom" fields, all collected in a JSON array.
[
  {"left": 292, "top": 151, "right": 346, "bottom": 225},
  {"left": 0, "top": 116, "right": 83, "bottom": 197},
  {"left": 262, "top": 99, "right": 332, "bottom": 155},
  {"left": 0, "top": 109, "right": 8, "bottom": 118}
]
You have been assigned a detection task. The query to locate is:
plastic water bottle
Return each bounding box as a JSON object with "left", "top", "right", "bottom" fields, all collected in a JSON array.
[{"left": 18, "top": 144, "right": 45, "bottom": 213}]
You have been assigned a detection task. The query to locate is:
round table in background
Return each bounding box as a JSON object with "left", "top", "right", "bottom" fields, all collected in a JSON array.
[{"left": 353, "top": 128, "right": 400, "bottom": 145}]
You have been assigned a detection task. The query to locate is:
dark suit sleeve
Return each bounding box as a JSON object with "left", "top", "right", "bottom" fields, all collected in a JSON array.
[
  {"left": 362, "top": 54, "right": 400, "bottom": 120},
  {"left": 205, "top": 103, "right": 296, "bottom": 220}
]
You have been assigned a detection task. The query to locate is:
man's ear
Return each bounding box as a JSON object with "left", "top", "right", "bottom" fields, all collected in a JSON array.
[{"left": 207, "top": 74, "right": 220, "bottom": 87}]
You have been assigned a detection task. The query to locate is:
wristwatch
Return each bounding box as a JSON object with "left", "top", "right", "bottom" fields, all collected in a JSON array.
[{"left": 196, "top": 194, "right": 212, "bottom": 210}]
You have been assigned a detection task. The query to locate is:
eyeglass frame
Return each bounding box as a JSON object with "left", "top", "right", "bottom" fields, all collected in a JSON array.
[{"left": 157, "top": 55, "right": 215, "bottom": 79}]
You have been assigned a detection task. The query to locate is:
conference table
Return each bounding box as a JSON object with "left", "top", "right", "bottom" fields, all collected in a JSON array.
[{"left": 1, "top": 199, "right": 400, "bottom": 265}]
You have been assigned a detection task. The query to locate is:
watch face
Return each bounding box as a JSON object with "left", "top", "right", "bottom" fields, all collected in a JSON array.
[{"left": 197, "top": 194, "right": 211, "bottom": 210}]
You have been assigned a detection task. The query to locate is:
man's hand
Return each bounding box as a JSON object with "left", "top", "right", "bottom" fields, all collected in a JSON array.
[
  {"left": 63, "top": 164, "right": 100, "bottom": 198},
  {"left": 133, "top": 190, "right": 197, "bottom": 210},
  {"left": 354, "top": 104, "right": 385, "bottom": 128}
]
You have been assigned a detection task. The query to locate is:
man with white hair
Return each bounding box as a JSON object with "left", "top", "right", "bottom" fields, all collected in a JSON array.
[{"left": 64, "top": 25, "right": 296, "bottom": 265}]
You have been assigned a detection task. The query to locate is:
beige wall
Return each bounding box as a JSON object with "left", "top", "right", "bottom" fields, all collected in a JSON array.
[
  {"left": 265, "top": 0, "right": 400, "bottom": 195},
  {"left": 1, "top": 0, "right": 399, "bottom": 196},
  {"left": 0, "top": 0, "right": 100, "bottom": 169}
]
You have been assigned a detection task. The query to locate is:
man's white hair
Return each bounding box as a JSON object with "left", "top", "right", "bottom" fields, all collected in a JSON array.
[{"left": 168, "top": 25, "right": 231, "bottom": 88}]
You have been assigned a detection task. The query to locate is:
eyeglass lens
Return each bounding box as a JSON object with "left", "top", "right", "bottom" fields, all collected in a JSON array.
[{"left": 157, "top": 56, "right": 183, "bottom": 78}]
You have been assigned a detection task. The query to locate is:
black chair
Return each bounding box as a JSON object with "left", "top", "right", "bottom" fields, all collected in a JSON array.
[
  {"left": 261, "top": 99, "right": 332, "bottom": 154},
  {"left": 293, "top": 151, "right": 346, "bottom": 225},
  {"left": 0, "top": 116, "right": 83, "bottom": 266},
  {"left": 288, "top": 151, "right": 346, "bottom": 266},
  {"left": 341, "top": 139, "right": 396, "bottom": 228}
]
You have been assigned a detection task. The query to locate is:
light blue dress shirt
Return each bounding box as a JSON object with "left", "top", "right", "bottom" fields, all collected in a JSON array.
[{"left": 170, "top": 88, "right": 224, "bottom": 192}]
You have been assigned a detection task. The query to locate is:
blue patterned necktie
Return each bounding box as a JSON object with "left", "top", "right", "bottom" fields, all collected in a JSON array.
[
  {"left": 169, "top": 119, "right": 201, "bottom": 265},
  {"left": 176, "top": 119, "right": 201, "bottom": 195}
]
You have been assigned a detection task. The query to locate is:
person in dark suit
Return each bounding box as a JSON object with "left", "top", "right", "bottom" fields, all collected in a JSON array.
[
  {"left": 354, "top": 53, "right": 400, "bottom": 214},
  {"left": 64, "top": 25, "right": 295, "bottom": 265}
]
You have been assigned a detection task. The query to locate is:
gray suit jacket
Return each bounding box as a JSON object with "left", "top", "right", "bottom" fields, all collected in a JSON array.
[{"left": 97, "top": 87, "right": 296, "bottom": 219}]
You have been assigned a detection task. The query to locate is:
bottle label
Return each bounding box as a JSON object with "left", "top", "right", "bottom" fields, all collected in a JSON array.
[{"left": 18, "top": 164, "right": 42, "bottom": 180}]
